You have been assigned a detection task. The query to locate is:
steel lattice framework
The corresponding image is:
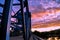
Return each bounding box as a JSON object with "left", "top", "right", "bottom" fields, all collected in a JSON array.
[
  {"left": 0, "top": 0, "right": 31, "bottom": 40},
  {"left": 0, "top": 0, "right": 44, "bottom": 40}
]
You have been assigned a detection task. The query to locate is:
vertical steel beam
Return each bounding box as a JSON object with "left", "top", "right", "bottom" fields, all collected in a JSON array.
[
  {"left": 0, "top": 0, "right": 13, "bottom": 40},
  {"left": 24, "top": 12, "right": 31, "bottom": 40},
  {"left": 20, "top": 0, "right": 26, "bottom": 40},
  {"left": 19, "top": 0, "right": 31, "bottom": 40},
  {"left": 24, "top": 0, "right": 31, "bottom": 40}
]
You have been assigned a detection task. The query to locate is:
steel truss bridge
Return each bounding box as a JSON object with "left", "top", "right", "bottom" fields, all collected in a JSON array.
[
  {"left": 0, "top": 0, "right": 44, "bottom": 40},
  {"left": 0, "top": 0, "right": 59, "bottom": 40}
]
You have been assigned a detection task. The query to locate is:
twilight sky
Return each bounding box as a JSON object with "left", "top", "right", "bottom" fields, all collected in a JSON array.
[{"left": 28, "top": 0, "right": 60, "bottom": 32}]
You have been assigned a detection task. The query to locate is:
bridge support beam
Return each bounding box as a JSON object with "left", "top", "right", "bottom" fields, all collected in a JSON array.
[{"left": 0, "top": 0, "right": 13, "bottom": 40}]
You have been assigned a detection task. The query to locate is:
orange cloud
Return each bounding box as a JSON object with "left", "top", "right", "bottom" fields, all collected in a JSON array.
[{"left": 31, "top": 8, "right": 60, "bottom": 29}]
